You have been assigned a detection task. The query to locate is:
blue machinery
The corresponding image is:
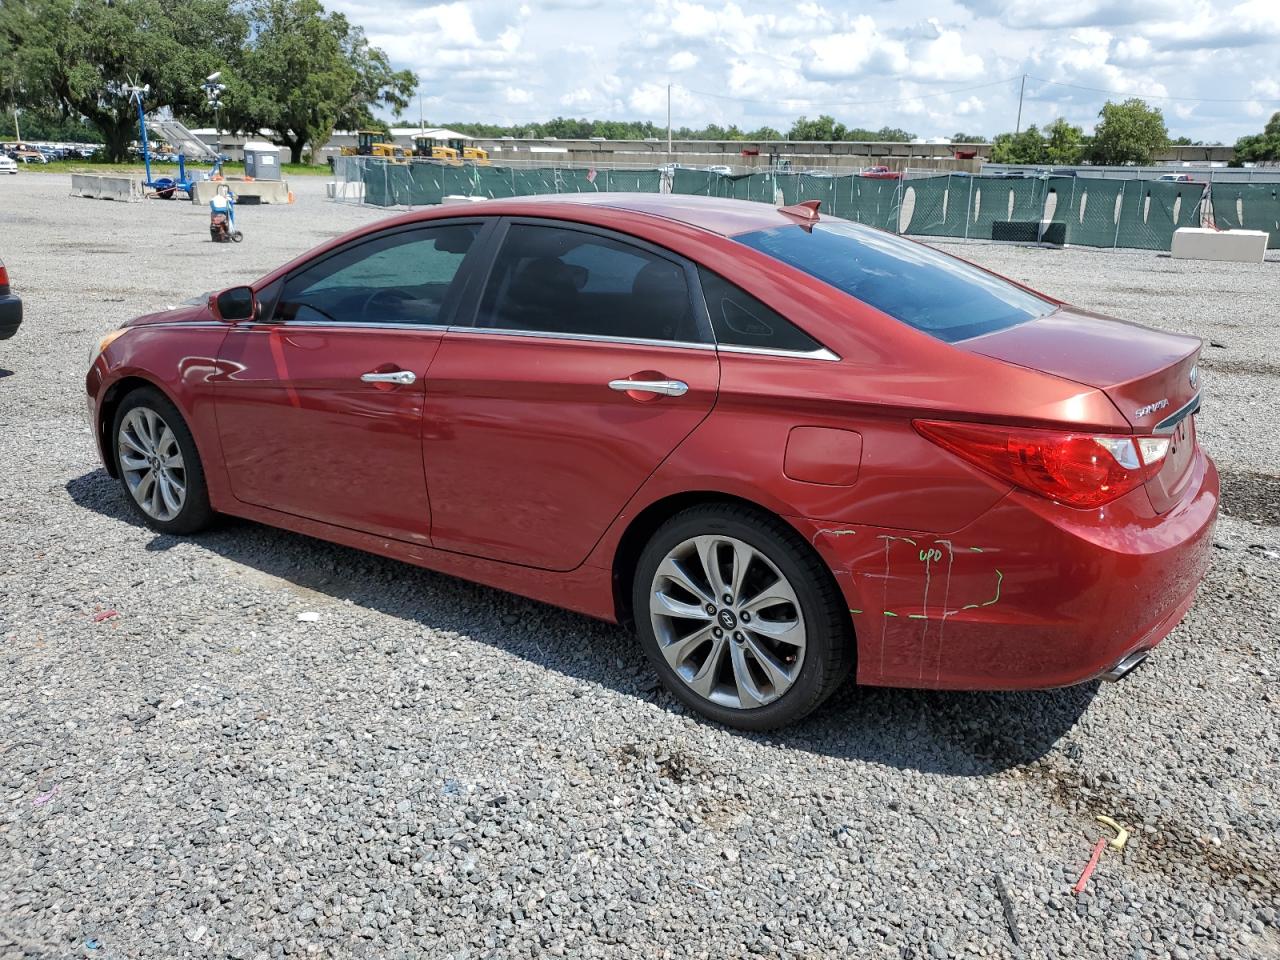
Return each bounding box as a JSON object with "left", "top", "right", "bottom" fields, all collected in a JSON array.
[{"left": 128, "top": 83, "right": 225, "bottom": 199}]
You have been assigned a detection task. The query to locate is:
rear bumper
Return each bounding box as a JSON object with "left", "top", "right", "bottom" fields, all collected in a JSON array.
[
  {"left": 793, "top": 447, "right": 1219, "bottom": 691},
  {"left": 0, "top": 292, "right": 22, "bottom": 339}
]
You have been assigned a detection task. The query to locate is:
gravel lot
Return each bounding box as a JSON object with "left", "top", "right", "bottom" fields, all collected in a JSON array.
[{"left": 2, "top": 173, "right": 1278, "bottom": 960}]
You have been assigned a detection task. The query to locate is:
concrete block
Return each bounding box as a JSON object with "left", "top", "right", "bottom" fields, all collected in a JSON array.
[
  {"left": 190, "top": 178, "right": 292, "bottom": 205},
  {"left": 326, "top": 180, "right": 365, "bottom": 200},
  {"left": 1171, "top": 227, "right": 1268, "bottom": 263},
  {"left": 70, "top": 174, "right": 143, "bottom": 201},
  {"left": 441, "top": 195, "right": 488, "bottom": 205}
]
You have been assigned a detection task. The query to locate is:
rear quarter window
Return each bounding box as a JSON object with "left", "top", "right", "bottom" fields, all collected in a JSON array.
[{"left": 735, "top": 221, "right": 1054, "bottom": 342}]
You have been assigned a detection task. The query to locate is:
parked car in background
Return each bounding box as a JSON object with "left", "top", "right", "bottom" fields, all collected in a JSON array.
[
  {"left": 860, "top": 165, "right": 901, "bottom": 179},
  {"left": 1157, "top": 173, "right": 1197, "bottom": 183},
  {"left": 16, "top": 151, "right": 46, "bottom": 165},
  {"left": 0, "top": 155, "right": 17, "bottom": 175},
  {"left": 705, "top": 165, "right": 734, "bottom": 175},
  {"left": 0, "top": 258, "right": 22, "bottom": 340},
  {"left": 85, "top": 194, "right": 1217, "bottom": 730}
]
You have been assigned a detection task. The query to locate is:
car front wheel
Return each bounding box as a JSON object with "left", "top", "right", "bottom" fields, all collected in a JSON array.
[
  {"left": 633, "top": 504, "right": 854, "bottom": 730},
  {"left": 112, "top": 387, "right": 214, "bottom": 534}
]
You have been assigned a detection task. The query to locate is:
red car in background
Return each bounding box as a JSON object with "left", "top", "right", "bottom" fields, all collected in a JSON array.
[
  {"left": 84, "top": 194, "right": 1217, "bottom": 729},
  {"left": 860, "top": 165, "right": 901, "bottom": 179},
  {"left": 0, "top": 257, "right": 22, "bottom": 340}
]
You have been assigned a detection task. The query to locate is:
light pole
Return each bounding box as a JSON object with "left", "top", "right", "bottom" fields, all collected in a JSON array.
[{"left": 203, "top": 72, "right": 226, "bottom": 159}]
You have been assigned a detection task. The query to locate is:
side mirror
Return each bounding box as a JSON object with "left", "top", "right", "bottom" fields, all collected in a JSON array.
[{"left": 214, "top": 286, "right": 257, "bottom": 321}]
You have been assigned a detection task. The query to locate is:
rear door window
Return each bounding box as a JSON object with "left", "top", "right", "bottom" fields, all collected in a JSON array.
[
  {"left": 735, "top": 221, "right": 1054, "bottom": 342},
  {"left": 473, "top": 223, "right": 705, "bottom": 343}
]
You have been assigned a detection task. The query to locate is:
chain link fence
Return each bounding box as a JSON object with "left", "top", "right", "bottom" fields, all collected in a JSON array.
[{"left": 333, "top": 157, "right": 1279, "bottom": 251}]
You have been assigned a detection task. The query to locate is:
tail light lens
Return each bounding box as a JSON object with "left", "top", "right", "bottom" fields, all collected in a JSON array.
[
  {"left": 914, "top": 420, "right": 1172, "bottom": 509},
  {"left": 0, "top": 261, "right": 9, "bottom": 288}
]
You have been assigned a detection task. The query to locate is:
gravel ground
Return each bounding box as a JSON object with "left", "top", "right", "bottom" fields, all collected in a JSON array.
[{"left": 1, "top": 174, "right": 1278, "bottom": 960}]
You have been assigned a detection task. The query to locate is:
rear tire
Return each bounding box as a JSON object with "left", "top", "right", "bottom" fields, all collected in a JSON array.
[
  {"left": 111, "top": 387, "right": 214, "bottom": 535},
  {"left": 632, "top": 503, "right": 854, "bottom": 730}
]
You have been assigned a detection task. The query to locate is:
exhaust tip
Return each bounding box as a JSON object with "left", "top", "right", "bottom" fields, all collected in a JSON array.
[{"left": 1101, "top": 649, "right": 1151, "bottom": 682}]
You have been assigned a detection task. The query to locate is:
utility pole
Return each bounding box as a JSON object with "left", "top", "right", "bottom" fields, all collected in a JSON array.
[
  {"left": 418, "top": 93, "right": 424, "bottom": 132},
  {"left": 1015, "top": 74, "right": 1026, "bottom": 135},
  {"left": 666, "top": 84, "right": 673, "bottom": 159},
  {"left": 13, "top": 107, "right": 20, "bottom": 143}
]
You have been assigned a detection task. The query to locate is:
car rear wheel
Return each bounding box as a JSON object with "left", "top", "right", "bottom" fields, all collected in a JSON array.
[
  {"left": 633, "top": 503, "right": 853, "bottom": 730},
  {"left": 112, "top": 388, "right": 214, "bottom": 534}
]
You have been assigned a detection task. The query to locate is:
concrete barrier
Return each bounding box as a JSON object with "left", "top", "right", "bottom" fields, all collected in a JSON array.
[
  {"left": 70, "top": 174, "right": 143, "bottom": 201},
  {"left": 190, "top": 178, "right": 292, "bottom": 205},
  {"left": 1171, "top": 227, "right": 1268, "bottom": 263},
  {"left": 326, "top": 180, "right": 365, "bottom": 200},
  {"left": 441, "top": 195, "right": 488, "bottom": 206}
]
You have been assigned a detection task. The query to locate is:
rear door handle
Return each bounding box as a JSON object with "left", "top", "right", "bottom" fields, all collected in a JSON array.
[
  {"left": 608, "top": 378, "right": 688, "bottom": 397},
  {"left": 361, "top": 370, "right": 416, "bottom": 385}
]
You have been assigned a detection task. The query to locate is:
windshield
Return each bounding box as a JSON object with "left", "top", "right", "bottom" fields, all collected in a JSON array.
[{"left": 735, "top": 221, "right": 1055, "bottom": 342}]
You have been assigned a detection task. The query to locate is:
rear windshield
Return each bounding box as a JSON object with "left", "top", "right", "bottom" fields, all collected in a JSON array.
[{"left": 735, "top": 221, "right": 1054, "bottom": 342}]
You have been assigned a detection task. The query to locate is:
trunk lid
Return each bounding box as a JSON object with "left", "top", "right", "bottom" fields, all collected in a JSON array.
[{"left": 963, "top": 307, "right": 1202, "bottom": 513}]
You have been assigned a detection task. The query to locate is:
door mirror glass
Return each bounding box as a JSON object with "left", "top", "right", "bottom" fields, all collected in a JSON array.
[{"left": 216, "top": 286, "right": 257, "bottom": 321}]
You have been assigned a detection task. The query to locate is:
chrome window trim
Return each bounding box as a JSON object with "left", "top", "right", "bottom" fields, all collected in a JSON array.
[
  {"left": 136, "top": 321, "right": 226, "bottom": 330},
  {"left": 717, "top": 343, "right": 842, "bottom": 362},
  {"left": 142, "top": 320, "right": 839, "bottom": 360},
  {"left": 448, "top": 326, "right": 717, "bottom": 351},
  {"left": 1153, "top": 393, "right": 1201, "bottom": 434},
  {"left": 233, "top": 320, "right": 451, "bottom": 332}
]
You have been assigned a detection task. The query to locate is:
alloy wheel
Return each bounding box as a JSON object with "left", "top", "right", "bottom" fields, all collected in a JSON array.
[
  {"left": 117, "top": 407, "right": 187, "bottom": 522},
  {"left": 649, "top": 535, "right": 807, "bottom": 710}
]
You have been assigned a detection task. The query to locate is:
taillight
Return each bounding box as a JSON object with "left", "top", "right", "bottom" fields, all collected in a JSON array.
[
  {"left": 914, "top": 420, "right": 1171, "bottom": 509},
  {"left": 0, "top": 261, "right": 9, "bottom": 288}
]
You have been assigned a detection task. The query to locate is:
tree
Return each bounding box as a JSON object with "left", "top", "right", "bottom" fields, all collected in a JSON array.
[
  {"left": 1044, "top": 117, "right": 1085, "bottom": 164},
  {"left": 788, "top": 115, "right": 845, "bottom": 141},
  {"left": 335, "top": 26, "right": 416, "bottom": 134},
  {"left": 0, "top": 0, "right": 246, "bottom": 160},
  {"left": 1088, "top": 98, "right": 1168, "bottom": 165},
  {"left": 1233, "top": 112, "right": 1280, "bottom": 163},
  {"left": 0, "top": 104, "right": 96, "bottom": 142},
  {"left": 990, "top": 125, "right": 1048, "bottom": 164},
  {"left": 854, "top": 126, "right": 915, "bottom": 141},
  {"left": 220, "top": 0, "right": 415, "bottom": 163}
]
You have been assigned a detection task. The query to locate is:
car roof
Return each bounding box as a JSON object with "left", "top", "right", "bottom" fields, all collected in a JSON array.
[{"left": 491, "top": 192, "right": 799, "bottom": 238}]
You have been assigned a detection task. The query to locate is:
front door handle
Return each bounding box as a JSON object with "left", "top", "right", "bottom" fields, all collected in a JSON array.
[
  {"left": 608, "top": 378, "right": 688, "bottom": 397},
  {"left": 361, "top": 370, "right": 416, "bottom": 385}
]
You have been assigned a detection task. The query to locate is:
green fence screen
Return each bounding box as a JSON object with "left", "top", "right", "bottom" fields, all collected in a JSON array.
[
  {"left": 357, "top": 161, "right": 1276, "bottom": 251},
  {"left": 1211, "top": 183, "right": 1280, "bottom": 248}
]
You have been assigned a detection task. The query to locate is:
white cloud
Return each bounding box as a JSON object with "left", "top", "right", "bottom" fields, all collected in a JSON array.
[
  {"left": 804, "top": 16, "right": 909, "bottom": 80},
  {"left": 909, "top": 24, "right": 985, "bottom": 81},
  {"left": 667, "top": 50, "right": 699, "bottom": 71}
]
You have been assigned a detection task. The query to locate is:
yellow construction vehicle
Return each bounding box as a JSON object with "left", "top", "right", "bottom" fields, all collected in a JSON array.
[
  {"left": 412, "top": 135, "right": 459, "bottom": 163},
  {"left": 341, "top": 130, "right": 408, "bottom": 162},
  {"left": 412, "top": 135, "right": 489, "bottom": 164}
]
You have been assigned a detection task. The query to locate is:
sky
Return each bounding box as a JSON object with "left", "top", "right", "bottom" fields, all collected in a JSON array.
[{"left": 326, "top": 0, "right": 1280, "bottom": 141}]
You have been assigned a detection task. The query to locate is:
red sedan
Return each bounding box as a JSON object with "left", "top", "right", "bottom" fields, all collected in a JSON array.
[{"left": 85, "top": 194, "right": 1217, "bottom": 729}]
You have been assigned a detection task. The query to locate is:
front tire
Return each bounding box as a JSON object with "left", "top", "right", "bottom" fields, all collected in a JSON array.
[
  {"left": 633, "top": 503, "right": 854, "bottom": 730},
  {"left": 112, "top": 387, "right": 214, "bottom": 534}
]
